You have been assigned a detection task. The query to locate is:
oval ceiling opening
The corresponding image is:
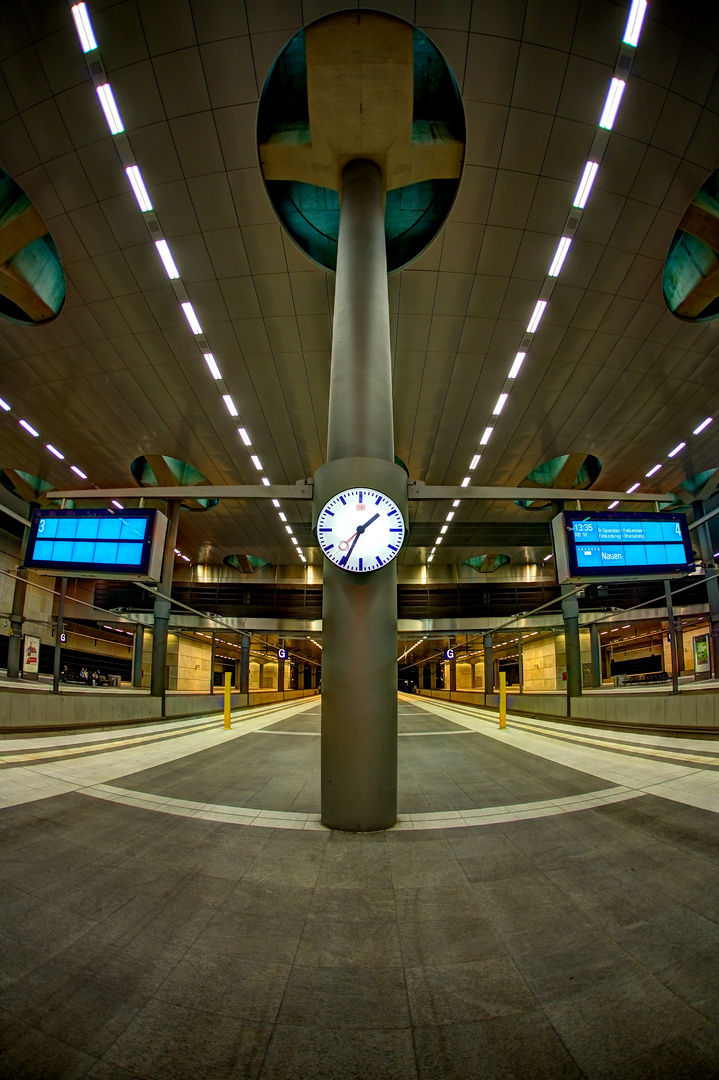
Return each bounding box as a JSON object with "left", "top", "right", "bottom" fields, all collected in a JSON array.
[
  {"left": 0, "top": 167, "right": 65, "bottom": 325},
  {"left": 663, "top": 168, "right": 719, "bottom": 321}
]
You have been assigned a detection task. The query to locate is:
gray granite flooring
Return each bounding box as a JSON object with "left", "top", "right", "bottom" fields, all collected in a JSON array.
[
  {"left": 113, "top": 702, "right": 613, "bottom": 814},
  {"left": 1, "top": 702, "right": 719, "bottom": 1078}
]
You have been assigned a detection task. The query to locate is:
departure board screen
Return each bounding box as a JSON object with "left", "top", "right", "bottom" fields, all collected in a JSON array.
[
  {"left": 552, "top": 510, "right": 694, "bottom": 583},
  {"left": 25, "top": 508, "right": 167, "bottom": 581}
]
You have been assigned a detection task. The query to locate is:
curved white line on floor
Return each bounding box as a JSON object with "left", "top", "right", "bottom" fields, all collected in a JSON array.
[{"left": 81, "top": 781, "right": 643, "bottom": 831}]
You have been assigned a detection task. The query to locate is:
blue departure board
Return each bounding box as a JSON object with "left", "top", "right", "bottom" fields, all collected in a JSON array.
[
  {"left": 552, "top": 510, "right": 694, "bottom": 583},
  {"left": 25, "top": 508, "right": 167, "bottom": 581}
]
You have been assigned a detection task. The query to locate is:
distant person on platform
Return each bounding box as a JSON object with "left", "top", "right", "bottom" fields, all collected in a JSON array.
[{"left": 60, "top": 665, "right": 68, "bottom": 682}]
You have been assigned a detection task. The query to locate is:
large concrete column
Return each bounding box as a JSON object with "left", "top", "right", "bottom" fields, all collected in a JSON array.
[
  {"left": 151, "top": 499, "right": 181, "bottom": 700},
  {"left": 561, "top": 585, "right": 582, "bottom": 697},
  {"left": 448, "top": 641, "right": 457, "bottom": 692},
  {"left": 693, "top": 501, "right": 719, "bottom": 678},
  {"left": 315, "top": 159, "right": 407, "bottom": 832},
  {"left": 240, "top": 633, "right": 250, "bottom": 695},
  {"left": 590, "top": 623, "right": 602, "bottom": 687}
]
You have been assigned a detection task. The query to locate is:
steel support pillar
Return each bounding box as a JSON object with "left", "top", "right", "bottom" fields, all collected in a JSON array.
[
  {"left": 132, "top": 626, "right": 144, "bottom": 687},
  {"left": 7, "top": 547, "right": 29, "bottom": 679},
  {"left": 151, "top": 499, "right": 181, "bottom": 704},
  {"left": 240, "top": 633, "right": 250, "bottom": 695},
  {"left": 517, "top": 635, "right": 524, "bottom": 694},
  {"left": 483, "top": 634, "right": 494, "bottom": 696},
  {"left": 693, "top": 501, "right": 719, "bottom": 678},
  {"left": 590, "top": 623, "right": 602, "bottom": 688},
  {"left": 278, "top": 639, "right": 285, "bottom": 693},
  {"left": 314, "top": 159, "right": 406, "bottom": 832},
  {"left": 561, "top": 585, "right": 582, "bottom": 698},
  {"left": 52, "top": 577, "right": 67, "bottom": 693},
  {"left": 665, "top": 580, "right": 679, "bottom": 694},
  {"left": 449, "top": 643, "right": 457, "bottom": 692}
]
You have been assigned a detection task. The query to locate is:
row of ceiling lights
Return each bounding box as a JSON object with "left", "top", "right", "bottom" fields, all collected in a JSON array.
[
  {"left": 429, "top": 0, "right": 656, "bottom": 564},
  {"left": 53, "top": 4, "right": 305, "bottom": 565}
]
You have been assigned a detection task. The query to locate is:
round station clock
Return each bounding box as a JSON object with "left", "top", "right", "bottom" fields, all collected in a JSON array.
[{"left": 317, "top": 487, "right": 405, "bottom": 572}]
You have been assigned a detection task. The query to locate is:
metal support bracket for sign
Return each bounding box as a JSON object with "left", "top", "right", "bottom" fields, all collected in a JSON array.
[{"left": 47, "top": 478, "right": 674, "bottom": 504}]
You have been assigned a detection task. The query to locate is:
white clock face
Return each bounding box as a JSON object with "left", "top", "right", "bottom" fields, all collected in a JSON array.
[{"left": 317, "top": 487, "right": 405, "bottom": 572}]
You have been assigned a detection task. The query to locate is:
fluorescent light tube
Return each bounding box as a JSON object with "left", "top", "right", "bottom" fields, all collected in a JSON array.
[
  {"left": 250, "top": 455, "right": 262, "bottom": 471},
  {"left": 693, "top": 417, "right": 712, "bottom": 434},
  {"left": 272, "top": 499, "right": 280, "bottom": 508},
  {"left": 112, "top": 500, "right": 124, "bottom": 509},
  {"left": 181, "top": 302, "right": 202, "bottom": 335},
  {"left": 285, "top": 525, "right": 293, "bottom": 535},
  {"left": 573, "top": 161, "right": 599, "bottom": 208},
  {"left": 71, "top": 3, "right": 98, "bottom": 51},
  {"left": 278, "top": 512, "right": 287, "bottom": 521},
  {"left": 461, "top": 477, "right": 471, "bottom": 487},
  {"left": 526, "top": 300, "right": 546, "bottom": 334},
  {"left": 435, "top": 536, "right": 443, "bottom": 544},
  {"left": 19, "top": 419, "right": 38, "bottom": 437},
  {"left": 470, "top": 454, "right": 480, "bottom": 469},
  {"left": 508, "top": 352, "right": 525, "bottom": 379},
  {"left": 645, "top": 464, "right": 661, "bottom": 477},
  {"left": 203, "top": 353, "right": 221, "bottom": 379},
  {"left": 668, "top": 442, "right": 685, "bottom": 457},
  {"left": 125, "top": 165, "right": 153, "bottom": 212},
  {"left": 480, "top": 426, "right": 493, "bottom": 445},
  {"left": 608, "top": 500, "right": 619, "bottom": 509},
  {"left": 445, "top": 511, "right": 454, "bottom": 521},
  {"left": 493, "top": 393, "right": 508, "bottom": 415},
  {"left": 623, "top": 0, "right": 647, "bottom": 46},
  {"left": 71, "top": 466, "right": 87, "bottom": 479},
  {"left": 96, "top": 83, "right": 124, "bottom": 134},
  {"left": 46, "top": 444, "right": 64, "bottom": 459},
  {"left": 543, "top": 553, "right": 553, "bottom": 561},
  {"left": 440, "top": 525, "right": 448, "bottom": 534},
  {"left": 453, "top": 499, "right": 460, "bottom": 507},
  {"left": 261, "top": 477, "right": 271, "bottom": 486},
  {"left": 292, "top": 537, "right": 298, "bottom": 545},
  {"left": 548, "top": 236, "right": 572, "bottom": 277},
  {"left": 238, "top": 428, "right": 251, "bottom": 445},
  {"left": 598, "top": 78, "right": 625, "bottom": 130},
  {"left": 155, "top": 240, "right": 180, "bottom": 279},
  {"left": 626, "top": 482, "right": 640, "bottom": 494},
  {"left": 222, "top": 394, "right": 238, "bottom": 416}
]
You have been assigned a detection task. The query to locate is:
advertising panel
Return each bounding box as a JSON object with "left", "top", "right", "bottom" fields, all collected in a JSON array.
[{"left": 23, "top": 635, "right": 40, "bottom": 673}]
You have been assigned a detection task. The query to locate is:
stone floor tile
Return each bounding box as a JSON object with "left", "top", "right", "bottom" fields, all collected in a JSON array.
[
  {"left": 0, "top": 956, "right": 149, "bottom": 1056},
  {"left": 0, "top": 1007, "right": 98, "bottom": 1080},
  {"left": 259, "top": 1026, "right": 418, "bottom": 1080},
  {"left": 193, "top": 911, "right": 306, "bottom": 963},
  {"left": 413, "top": 1011, "right": 583, "bottom": 1080},
  {"left": 103, "top": 1000, "right": 272, "bottom": 1080},
  {"left": 398, "top": 914, "right": 506, "bottom": 967},
  {"left": 406, "top": 955, "right": 536, "bottom": 1026},
  {"left": 154, "top": 948, "right": 291, "bottom": 1024},
  {"left": 277, "top": 965, "right": 411, "bottom": 1029},
  {"left": 295, "top": 917, "right": 403, "bottom": 967}
]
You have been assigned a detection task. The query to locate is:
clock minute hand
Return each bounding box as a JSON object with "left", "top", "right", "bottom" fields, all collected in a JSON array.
[{"left": 340, "top": 514, "right": 380, "bottom": 565}]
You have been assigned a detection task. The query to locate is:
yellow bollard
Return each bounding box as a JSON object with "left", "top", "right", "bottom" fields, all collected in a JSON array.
[
  {"left": 499, "top": 670, "right": 506, "bottom": 729},
  {"left": 223, "top": 670, "right": 232, "bottom": 729}
]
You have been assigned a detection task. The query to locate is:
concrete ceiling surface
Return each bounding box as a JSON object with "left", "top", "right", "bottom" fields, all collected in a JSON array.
[{"left": 1, "top": 0, "right": 719, "bottom": 570}]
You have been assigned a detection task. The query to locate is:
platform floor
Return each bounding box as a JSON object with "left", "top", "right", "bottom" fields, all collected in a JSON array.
[{"left": 1, "top": 695, "right": 719, "bottom": 1079}]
